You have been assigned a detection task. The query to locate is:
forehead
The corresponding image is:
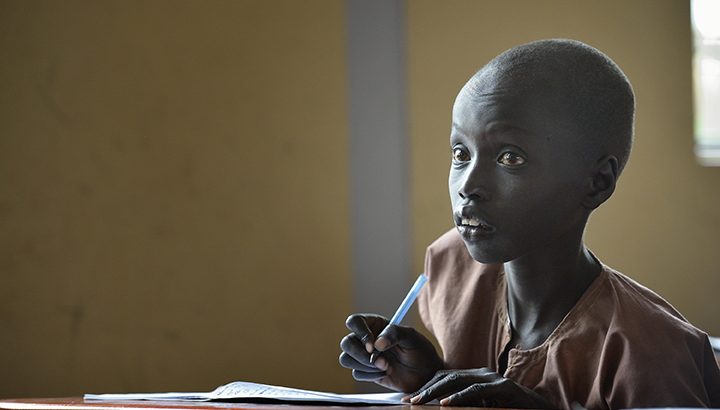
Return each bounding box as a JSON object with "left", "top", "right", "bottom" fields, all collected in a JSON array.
[{"left": 451, "top": 76, "right": 576, "bottom": 145}]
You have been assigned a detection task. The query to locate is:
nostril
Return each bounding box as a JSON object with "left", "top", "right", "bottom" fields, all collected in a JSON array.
[{"left": 459, "top": 189, "right": 488, "bottom": 201}]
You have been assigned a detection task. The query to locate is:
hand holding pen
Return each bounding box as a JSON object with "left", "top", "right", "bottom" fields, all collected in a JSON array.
[{"left": 339, "top": 274, "right": 444, "bottom": 393}]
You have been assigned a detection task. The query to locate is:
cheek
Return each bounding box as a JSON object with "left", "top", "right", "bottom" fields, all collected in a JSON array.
[
  {"left": 501, "top": 178, "right": 585, "bottom": 233},
  {"left": 448, "top": 170, "right": 462, "bottom": 204}
]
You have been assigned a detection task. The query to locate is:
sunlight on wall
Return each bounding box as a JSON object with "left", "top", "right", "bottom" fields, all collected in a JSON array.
[{"left": 692, "top": 0, "right": 720, "bottom": 165}]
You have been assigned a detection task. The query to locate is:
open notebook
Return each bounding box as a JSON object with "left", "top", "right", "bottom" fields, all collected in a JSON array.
[{"left": 84, "top": 381, "right": 406, "bottom": 405}]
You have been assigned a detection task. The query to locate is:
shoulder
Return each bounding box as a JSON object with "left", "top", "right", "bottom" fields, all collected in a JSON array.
[
  {"left": 588, "top": 264, "right": 720, "bottom": 407},
  {"left": 592, "top": 264, "right": 709, "bottom": 355},
  {"left": 601, "top": 265, "right": 697, "bottom": 336}
]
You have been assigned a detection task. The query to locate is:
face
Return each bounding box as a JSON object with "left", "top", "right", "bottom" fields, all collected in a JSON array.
[{"left": 449, "top": 77, "right": 592, "bottom": 264}]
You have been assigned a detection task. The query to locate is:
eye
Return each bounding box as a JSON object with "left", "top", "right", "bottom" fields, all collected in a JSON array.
[
  {"left": 452, "top": 147, "right": 470, "bottom": 163},
  {"left": 497, "top": 151, "right": 526, "bottom": 167}
]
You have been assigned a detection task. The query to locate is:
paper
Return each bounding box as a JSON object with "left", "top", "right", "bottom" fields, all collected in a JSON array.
[
  {"left": 710, "top": 336, "right": 720, "bottom": 351},
  {"left": 84, "top": 381, "right": 406, "bottom": 405}
]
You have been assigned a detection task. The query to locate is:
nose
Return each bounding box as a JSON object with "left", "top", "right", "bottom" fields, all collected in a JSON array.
[{"left": 455, "top": 163, "right": 489, "bottom": 201}]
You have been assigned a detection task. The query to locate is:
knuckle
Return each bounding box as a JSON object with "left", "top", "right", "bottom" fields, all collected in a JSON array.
[
  {"left": 447, "top": 393, "right": 460, "bottom": 404},
  {"left": 345, "top": 314, "right": 359, "bottom": 327},
  {"left": 378, "top": 324, "right": 395, "bottom": 339},
  {"left": 496, "top": 378, "right": 511, "bottom": 388},
  {"left": 468, "top": 383, "right": 484, "bottom": 394},
  {"left": 338, "top": 353, "right": 353, "bottom": 368},
  {"left": 397, "top": 325, "right": 417, "bottom": 342},
  {"left": 339, "top": 334, "right": 353, "bottom": 350}
]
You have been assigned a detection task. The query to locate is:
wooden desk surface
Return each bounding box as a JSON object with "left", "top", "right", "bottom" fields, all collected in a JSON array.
[
  {"left": 1, "top": 398, "right": 410, "bottom": 410},
  {"left": 0, "top": 398, "right": 502, "bottom": 410}
]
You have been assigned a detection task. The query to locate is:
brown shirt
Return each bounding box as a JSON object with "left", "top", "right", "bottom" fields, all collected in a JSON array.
[{"left": 418, "top": 229, "right": 720, "bottom": 409}]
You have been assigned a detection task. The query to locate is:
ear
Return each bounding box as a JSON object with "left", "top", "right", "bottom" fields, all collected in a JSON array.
[{"left": 582, "top": 155, "right": 619, "bottom": 210}]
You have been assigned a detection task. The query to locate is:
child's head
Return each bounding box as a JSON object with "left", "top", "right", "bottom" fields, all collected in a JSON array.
[{"left": 449, "top": 39, "right": 635, "bottom": 263}]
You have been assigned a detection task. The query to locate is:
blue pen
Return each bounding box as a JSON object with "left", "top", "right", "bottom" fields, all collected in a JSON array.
[
  {"left": 370, "top": 273, "right": 428, "bottom": 363},
  {"left": 388, "top": 273, "right": 428, "bottom": 326}
]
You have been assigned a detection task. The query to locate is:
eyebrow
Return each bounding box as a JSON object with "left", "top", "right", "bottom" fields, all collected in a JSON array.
[
  {"left": 451, "top": 121, "right": 529, "bottom": 137},
  {"left": 465, "top": 79, "right": 515, "bottom": 100},
  {"left": 484, "top": 121, "right": 530, "bottom": 136},
  {"left": 451, "top": 122, "right": 469, "bottom": 136}
]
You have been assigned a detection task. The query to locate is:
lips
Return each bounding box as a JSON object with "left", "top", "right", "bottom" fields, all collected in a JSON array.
[{"left": 454, "top": 207, "right": 496, "bottom": 240}]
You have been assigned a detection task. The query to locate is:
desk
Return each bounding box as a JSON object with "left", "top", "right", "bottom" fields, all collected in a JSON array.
[{"left": 0, "top": 398, "right": 501, "bottom": 410}]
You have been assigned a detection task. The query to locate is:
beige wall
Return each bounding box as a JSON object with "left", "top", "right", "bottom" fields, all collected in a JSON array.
[
  {"left": 408, "top": 0, "right": 720, "bottom": 335},
  {"left": 0, "top": 0, "right": 353, "bottom": 397},
  {"left": 2, "top": 0, "right": 719, "bottom": 399}
]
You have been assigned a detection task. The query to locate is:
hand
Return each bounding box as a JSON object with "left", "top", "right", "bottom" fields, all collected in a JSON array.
[
  {"left": 339, "top": 313, "right": 443, "bottom": 392},
  {"left": 408, "top": 368, "right": 552, "bottom": 408}
]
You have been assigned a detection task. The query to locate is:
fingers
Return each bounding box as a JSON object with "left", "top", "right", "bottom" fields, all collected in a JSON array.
[
  {"left": 409, "top": 368, "right": 497, "bottom": 405},
  {"left": 409, "top": 372, "right": 458, "bottom": 404},
  {"left": 440, "top": 382, "right": 502, "bottom": 407},
  {"left": 338, "top": 351, "right": 379, "bottom": 373},
  {"left": 375, "top": 324, "right": 421, "bottom": 351},
  {"left": 433, "top": 377, "right": 543, "bottom": 408},
  {"left": 369, "top": 353, "right": 389, "bottom": 371},
  {"left": 409, "top": 370, "right": 449, "bottom": 398},
  {"left": 351, "top": 369, "right": 387, "bottom": 382},
  {"left": 339, "top": 328, "right": 389, "bottom": 385},
  {"left": 340, "top": 333, "right": 374, "bottom": 368},
  {"left": 345, "top": 314, "right": 388, "bottom": 353},
  {"left": 339, "top": 333, "right": 387, "bottom": 382},
  {"left": 345, "top": 315, "right": 423, "bottom": 355}
]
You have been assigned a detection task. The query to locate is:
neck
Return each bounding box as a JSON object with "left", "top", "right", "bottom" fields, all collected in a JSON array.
[{"left": 503, "top": 224, "right": 600, "bottom": 341}]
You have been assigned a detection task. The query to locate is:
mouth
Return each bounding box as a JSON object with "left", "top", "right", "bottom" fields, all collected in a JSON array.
[{"left": 454, "top": 209, "right": 496, "bottom": 239}]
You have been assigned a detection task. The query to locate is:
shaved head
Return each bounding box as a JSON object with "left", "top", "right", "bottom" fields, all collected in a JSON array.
[{"left": 465, "top": 39, "right": 635, "bottom": 173}]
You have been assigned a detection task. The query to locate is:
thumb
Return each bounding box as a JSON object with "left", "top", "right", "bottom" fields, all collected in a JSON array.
[{"left": 374, "top": 324, "right": 420, "bottom": 351}]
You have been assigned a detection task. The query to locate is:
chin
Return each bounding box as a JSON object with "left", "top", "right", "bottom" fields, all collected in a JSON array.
[{"left": 462, "top": 240, "right": 511, "bottom": 265}]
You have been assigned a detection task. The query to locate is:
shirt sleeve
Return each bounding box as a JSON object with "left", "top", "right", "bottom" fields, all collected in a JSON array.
[
  {"left": 604, "top": 332, "right": 720, "bottom": 408},
  {"left": 702, "top": 335, "right": 720, "bottom": 407}
]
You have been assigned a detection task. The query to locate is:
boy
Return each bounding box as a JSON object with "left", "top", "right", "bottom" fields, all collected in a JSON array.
[{"left": 339, "top": 39, "right": 720, "bottom": 409}]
